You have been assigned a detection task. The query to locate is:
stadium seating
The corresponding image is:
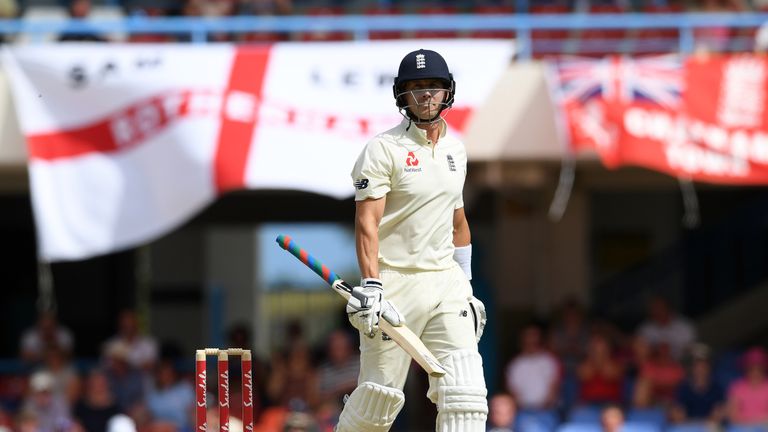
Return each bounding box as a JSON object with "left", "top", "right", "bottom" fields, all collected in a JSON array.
[
  {"left": 90, "top": 5, "right": 126, "bottom": 41},
  {"left": 516, "top": 408, "right": 560, "bottom": 432},
  {"left": 627, "top": 407, "right": 667, "bottom": 430},
  {"left": 363, "top": 6, "right": 405, "bottom": 40},
  {"left": 529, "top": 4, "right": 572, "bottom": 57},
  {"left": 578, "top": 4, "right": 629, "bottom": 55},
  {"left": 666, "top": 423, "right": 712, "bottom": 432},
  {"left": 726, "top": 426, "right": 768, "bottom": 432},
  {"left": 622, "top": 421, "right": 663, "bottom": 432},
  {"left": 411, "top": 5, "right": 460, "bottom": 39},
  {"left": 568, "top": 405, "right": 603, "bottom": 424},
  {"left": 17, "top": 5, "right": 68, "bottom": 43},
  {"left": 557, "top": 421, "right": 602, "bottom": 432},
  {"left": 296, "top": 6, "right": 351, "bottom": 41},
  {"left": 467, "top": 5, "right": 516, "bottom": 39}
]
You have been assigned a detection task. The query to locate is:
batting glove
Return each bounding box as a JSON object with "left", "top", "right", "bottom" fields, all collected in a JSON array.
[
  {"left": 346, "top": 278, "right": 404, "bottom": 338},
  {"left": 468, "top": 295, "right": 487, "bottom": 343}
]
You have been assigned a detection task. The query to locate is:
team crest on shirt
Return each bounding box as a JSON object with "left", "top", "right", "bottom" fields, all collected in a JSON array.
[
  {"left": 447, "top": 154, "right": 456, "bottom": 172},
  {"left": 404, "top": 151, "right": 422, "bottom": 173}
]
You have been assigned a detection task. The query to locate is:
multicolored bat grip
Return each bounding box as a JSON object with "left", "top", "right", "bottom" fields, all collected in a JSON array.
[{"left": 276, "top": 235, "right": 342, "bottom": 286}]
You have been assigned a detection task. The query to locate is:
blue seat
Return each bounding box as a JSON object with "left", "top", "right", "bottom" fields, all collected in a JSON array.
[
  {"left": 621, "top": 421, "right": 661, "bottom": 432},
  {"left": 515, "top": 409, "right": 560, "bottom": 432},
  {"left": 666, "top": 423, "right": 712, "bottom": 432},
  {"left": 627, "top": 407, "right": 666, "bottom": 429},
  {"left": 569, "top": 405, "right": 603, "bottom": 423},
  {"left": 726, "top": 425, "right": 768, "bottom": 432},
  {"left": 557, "top": 422, "right": 602, "bottom": 432}
]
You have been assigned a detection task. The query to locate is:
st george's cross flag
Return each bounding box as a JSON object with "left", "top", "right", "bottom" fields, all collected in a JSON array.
[{"left": 3, "top": 41, "right": 513, "bottom": 261}]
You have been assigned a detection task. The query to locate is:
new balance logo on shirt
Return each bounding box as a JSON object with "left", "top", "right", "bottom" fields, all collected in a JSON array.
[{"left": 354, "top": 179, "right": 369, "bottom": 190}]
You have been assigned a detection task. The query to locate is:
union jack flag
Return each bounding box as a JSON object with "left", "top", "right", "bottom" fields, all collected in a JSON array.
[{"left": 550, "top": 54, "right": 683, "bottom": 109}]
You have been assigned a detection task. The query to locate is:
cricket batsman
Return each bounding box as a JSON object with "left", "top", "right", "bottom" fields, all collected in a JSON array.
[{"left": 338, "top": 49, "right": 488, "bottom": 431}]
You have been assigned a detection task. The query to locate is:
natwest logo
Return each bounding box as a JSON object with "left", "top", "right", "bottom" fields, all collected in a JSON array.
[{"left": 406, "top": 151, "right": 419, "bottom": 167}]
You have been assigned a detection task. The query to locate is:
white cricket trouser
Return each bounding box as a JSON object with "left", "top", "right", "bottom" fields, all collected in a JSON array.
[{"left": 358, "top": 264, "right": 481, "bottom": 402}]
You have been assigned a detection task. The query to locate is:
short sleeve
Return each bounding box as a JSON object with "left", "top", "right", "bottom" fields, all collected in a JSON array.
[{"left": 351, "top": 138, "right": 392, "bottom": 201}]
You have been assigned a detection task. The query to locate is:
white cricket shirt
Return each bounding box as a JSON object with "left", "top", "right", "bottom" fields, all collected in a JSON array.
[{"left": 351, "top": 118, "right": 467, "bottom": 271}]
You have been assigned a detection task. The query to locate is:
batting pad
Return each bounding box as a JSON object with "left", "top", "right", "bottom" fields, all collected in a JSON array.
[
  {"left": 336, "top": 381, "right": 405, "bottom": 432},
  {"left": 434, "top": 349, "right": 488, "bottom": 432}
]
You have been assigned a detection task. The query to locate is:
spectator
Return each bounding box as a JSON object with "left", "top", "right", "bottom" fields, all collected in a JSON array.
[
  {"left": 576, "top": 333, "right": 624, "bottom": 406},
  {"left": 624, "top": 334, "right": 652, "bottom": 381},
  {"left": 38, "top": 347, "right": 81, "bottom": 408},
  {"left": 634, "top": 341, "right": 685, "bottom": 407},
  {"left": 727, "top": 346, "right": 768, "bottom": 425},
  {"left": 637, "top": 296, "right": 696, "bottom": 361},
  {"left": 146, "top": 358, "right": 195, "bottom": 431},
  {"left": 549, "top": 298, "right": 590, "bottom": 377},
  {"left": 600, "top": 404, "right": 624, "bottom": 432},
  {"left": 488, "top": 392, "right": 516, "bottom": 432},
  {"left": 20, "top": 371, "right": 73, "bottom": 432},
  {"left": 19, "top": 310, "right": 74, "bottom": 365},
  {"left": 505, "top": 324, "right": 560, "bottom": 410},
  {"left": 58, "top": 0, "right": 108, "bottom": 42},
  {"left": 265, "top": 342, "right": 318, "bottom": 408},
  {"left": 311, "top": 329, "right": 358, "bottom": 430},
  {"left": 102, "top": 309, "right": 159, "bottom": 372},
  {"left": 314, "top": 330, "right": 359, "bottom": 409},
  {"left": 15, "top": 410, "right": 41, "bottom": 432},
  {"left": 102, "top": 341, "right": 147, "bottom": 413},
  {"left": 73, "top": 369, "right": 122, "bottom": 432},
  {"left": 669, "top": 343, "right": 725, "bottom": 425}
]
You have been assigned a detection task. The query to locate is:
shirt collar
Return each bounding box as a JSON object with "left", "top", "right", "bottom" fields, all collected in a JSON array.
[{"left": 398, "top": 117, "right": 448, "bottom": 145}]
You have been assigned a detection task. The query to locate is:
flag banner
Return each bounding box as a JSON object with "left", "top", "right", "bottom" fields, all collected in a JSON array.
[
  {"left": 3, "top": 41, "right": 514, "bottom": 261},
  {"left": 549, "top": 54, "right": 768, "bottom": 184}
]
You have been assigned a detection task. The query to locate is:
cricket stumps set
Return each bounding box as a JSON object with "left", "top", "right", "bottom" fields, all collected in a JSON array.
[{"left": 196, "top": 348, "right": 254, "bottom": 431}]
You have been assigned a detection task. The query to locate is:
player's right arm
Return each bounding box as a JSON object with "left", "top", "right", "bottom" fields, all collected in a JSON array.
[
  {"left": 348, "top": 139, "right": 403, "bottom": 336},
  {"left": 355, "top": 197, "right": 385, "bottom": 278},
  {"left": 350, "top": 138, "right": 392, "bottom": 278}
]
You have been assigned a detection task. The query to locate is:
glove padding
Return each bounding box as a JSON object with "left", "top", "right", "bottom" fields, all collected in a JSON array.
[
  {"left": 346, "top": 278, "right": 405, "bottom": 338},
  {"left": 468, "top": 295, "right": 487, "bottom": 343}
]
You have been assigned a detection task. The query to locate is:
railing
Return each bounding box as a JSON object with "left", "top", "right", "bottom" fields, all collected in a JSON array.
[{"left": 2, "top": 12, "right": 768, "bottom": 58}]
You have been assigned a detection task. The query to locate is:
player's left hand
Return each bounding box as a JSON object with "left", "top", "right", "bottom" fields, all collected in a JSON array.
[{"left": 468, "top": 295, "right": 487, "bottom": 343}]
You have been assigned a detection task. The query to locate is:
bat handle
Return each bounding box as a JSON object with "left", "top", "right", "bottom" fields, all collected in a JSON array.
[{"left": 275, "top": 234, "right": 341, "bottom": 285}]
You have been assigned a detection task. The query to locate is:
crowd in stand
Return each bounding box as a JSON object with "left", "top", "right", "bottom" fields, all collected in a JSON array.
[
  {"left": 489, "top": 297, "right": 768, "bottom": 432},
  {"left": 0, "top": 308, "right": 365, "bottom": 432},
  {"left": 1, "top": 295, "right": 767, "bottom": 432}
]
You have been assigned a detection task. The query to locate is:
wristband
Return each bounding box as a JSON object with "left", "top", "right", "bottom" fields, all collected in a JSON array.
[
  {"left": 453, "top": 244, "right": 472, "bottom": 280},
  {"left": 361, "top": 277, "right": 383, "bottom": 289}
]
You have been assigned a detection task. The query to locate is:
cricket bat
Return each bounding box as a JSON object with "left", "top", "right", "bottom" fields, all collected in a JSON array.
[{"left": 276, "top": 234, "right": 447, "bottom": 377}]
